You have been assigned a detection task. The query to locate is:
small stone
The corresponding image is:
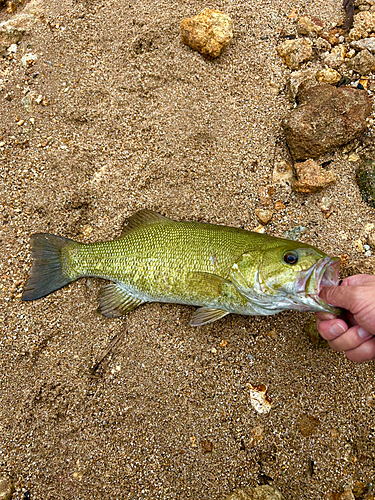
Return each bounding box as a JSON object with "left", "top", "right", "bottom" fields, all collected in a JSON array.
[
  {"left": 6, "top": 43, "right": 17, "bottom": 53},
  {"left": 201, "top": 439, "right": 213, "bottom": 453},
  {"left": 353, "top": 11, "right": 375, "bottom": 32},
  {"left": 323, "top": 44, "right": 346, "bottom": 69},
  {"left": 286, "top": 69, "right": 317, "bottom": 101},
  {"left": 355, "top": 239, "right": 365, "bottom": 252},
  {"left": 248, "top": 425, "right": 264, "bottom": 447},
  {"left": 282, "top": 84, "right": 372, "bottom": 161},
  {"left": 0, "top": 13, "right": 35, "bottom": 49},
  {"left": 272, "top": 160, "right": 295, "bottom": 187},
  {"left": 314, "top": 37, "right": 332, "bottom": 54},
  {"left": 255, "top": 208, "right": 273, "bottom": 225},
  {"left": 277, "top": 38, "right": 313, "bottom": 70},
  {"left": 297, "top": 16, "right": 324, "bottom": 35},
  {"left": 320, "top": 27, "right": 343, "bottom": 46},
  {"left": 297, "top": 414, "right": 320, "bottom": 437},
  {"left": 351, "top": 37, "right": 375, "bottom": 53},
  {"left": 225, "top": 485, "right": 285, "bottom": 500},
  {"left": 0, "top": 473, "right": 15, "bottom": 500},
  {"left": 356, "top": 159, "right": 375, "bottom": 208},
  {"left": 347, "top": 49, "right": 375, "bottom": 74},
  {"left": 316, "top": 68, "right": 341, "bottom": 85},
  {"left": 247, "top": 383, "right": 272, "bottom": 415},
  {"left": 292, "top": 159, "right": 335, "bottom": 193},
  {"left": 348, "top": 152, "right": 361, "bottom": 162},
  {"left": 327, "top": 487, "right": 356, "bottom": 500},
  {"left": 180, "top": 9, "right": 233, "bottom": 58},
  {"left": 368, "top": 232, "right": 375, "bottom": 248},
  {"left": 283, "top": 225, "right": 307, "bottom": 240},
  {"left": 274, "top": 200, "right": 285, "bottom": 211},
  {"left": 21, "top": 53, "right": 37, "bottom": 68}
]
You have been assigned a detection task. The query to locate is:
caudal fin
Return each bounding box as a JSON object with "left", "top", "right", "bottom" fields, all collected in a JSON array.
[{"left": 22, "top": 233, "right": 77, "bottom": 301}]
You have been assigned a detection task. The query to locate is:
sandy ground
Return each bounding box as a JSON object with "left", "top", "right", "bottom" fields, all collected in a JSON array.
[{"left": 1, "top": 0, "right": 375, "bottom": 499}]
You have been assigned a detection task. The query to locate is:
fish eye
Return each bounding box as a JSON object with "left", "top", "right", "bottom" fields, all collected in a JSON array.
[{"left": 283, "top": 251, "right": 299, "bottom": 265}]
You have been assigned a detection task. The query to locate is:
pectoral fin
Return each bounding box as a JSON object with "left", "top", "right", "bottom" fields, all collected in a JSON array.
[
  {"left": 190, "top": 307, "right": 230, "bottom": 326},
  {"left": 98, "top": 283, "right": 144, "bottom": 318}
]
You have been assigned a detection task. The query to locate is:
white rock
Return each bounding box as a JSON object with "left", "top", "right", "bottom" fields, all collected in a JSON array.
[{"left": 351, "top": 37, "right": 375, "bottom": 53}]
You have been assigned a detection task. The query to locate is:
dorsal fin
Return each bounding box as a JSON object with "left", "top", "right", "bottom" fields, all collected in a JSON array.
[{"left": 121, "top": 210, "right": 173, "bottom": 236}]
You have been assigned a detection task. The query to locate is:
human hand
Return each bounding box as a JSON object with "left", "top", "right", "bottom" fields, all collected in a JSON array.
[{"left": 316, "top": 274, "right": 375, "bottom": 363}]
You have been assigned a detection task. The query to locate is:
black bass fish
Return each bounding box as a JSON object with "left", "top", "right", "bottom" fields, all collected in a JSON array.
[{"left": 22, "top": 210, "right": 341, "bottom": 325}]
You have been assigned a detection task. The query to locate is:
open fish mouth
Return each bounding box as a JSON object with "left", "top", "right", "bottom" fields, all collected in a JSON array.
[{"left": 295, "top": 256, "right": 341, "bottom": 314}]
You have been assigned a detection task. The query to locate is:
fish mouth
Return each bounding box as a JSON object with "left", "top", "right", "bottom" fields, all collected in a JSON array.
[{"left": 295, "top": 256, "right": 341, "bottom": 314}]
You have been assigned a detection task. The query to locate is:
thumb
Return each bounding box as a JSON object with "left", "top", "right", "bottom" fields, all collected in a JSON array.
[{"left": 319, "top": 285, "right": 353, "bottom": 311}]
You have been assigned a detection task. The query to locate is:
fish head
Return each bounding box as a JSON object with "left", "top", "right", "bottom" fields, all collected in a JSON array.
[{"left": 233, "top": 240, "right": 341, "bottom": 314}]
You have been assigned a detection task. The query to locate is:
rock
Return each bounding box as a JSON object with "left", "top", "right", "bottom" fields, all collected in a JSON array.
[
  {"left": 180, "top": 8, "right": 233, "bottom": 58},
  {"left": 201, "top": 439, "right": 213, "bottom": 453},
  {"left": 297, "top": 16, "right": 324, "bottom": 35},
  {"left": 292, "top": 159, "right": 335, "bottom": 192},
  {"left": 225, "top": 485, "right": 285, "bottom": 500},
  {"left": 286, "top": 69, "right": 317, "bottom": 101},
  {"left": 323, "top": 44, "right": 346, "bottom": 69},
  {"left": 368, "top": 231, "right": 375, "bottom": 249},
  {"left": 314, "top": 37, "right": 332, "bottom": 54},
  {"left": 351, "top": 37, "right": 375, "bottom": 52},
  {"left": 0, "top": 13, "right": 35, "bottom": 50},
  {"left": 347, "top": 49, "right": 375, "bottom": 74},
  {"left": 255, "top": 209, "right": 273, "bottom": 225},
  {"left": 246, "top": 383, "right": 272, "bottom": 415},
  {"left": 0, "top": 473, "right": 15, "bottom": 500},
  {"left": 353, "top": 11, "right": 375, "bottom": 32},
  {"left": 320, "top": 27, "right": 343, "bottom": 46},
  {"left": 316, "top": 68, "right": 341, "bottom": 85},
  {"left": 297, "top": 414, "right": 320, "bottom": 436},
  {"left": 282, "top": 84, "right": 372, "bottom": 161},
  {"left": 356, "top": 159, "right": 375, "bottom": 208},
  {"left": 274, "top": 200, "right": 286, "bottom": 211},
  {"left": 21, "top": 53, "right": 37, "bottom": 68},
  {"left": 303, "top": 316, "right": 328, "bottom": 347},
  {"left": 277, "top": 38, "right": 313, "bottom": 70},
  {"left": 284, "top": 225, "right": 307, "bottom": 240},
  {"left": 272, "top": 160, "right": 295, "bottom": 187},
  {"left": 327, "top": 487, "right": 356, "bottom": 500}
]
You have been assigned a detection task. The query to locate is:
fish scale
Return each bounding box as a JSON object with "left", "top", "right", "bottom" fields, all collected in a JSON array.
[{"left": 22, "top": 209, "right": 341, "bottom": 325}]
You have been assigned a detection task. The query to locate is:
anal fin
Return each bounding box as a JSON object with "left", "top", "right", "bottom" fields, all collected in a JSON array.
[
  {"left": 98, "top": 283, "right": 144, "bottom": 318},
  {"left": 190, "top": 307, "right": 229, "bottom": 326}
]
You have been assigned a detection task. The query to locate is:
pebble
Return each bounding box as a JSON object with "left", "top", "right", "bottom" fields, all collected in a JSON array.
[
  {"left": 255, "top": 208, "right": 273, "bottom": 225},
  {"left": 368, "top": 232, "right": 375, "bottom": 248},
  {"left": 277, "top": 38, "right": 313, "bottom": 70},
  {"left": 0, "top": 13, "right": 35, "bottom": 50},
  {"left": 292, "top": 159, "right": 335, "bottom": 193},
  {"left": 225, "top": 485, "right": 285, "bottom": 500},
  {"left": 320, "top": 27, "right": 343, "bottom": 46},
  {"left": 282, "top": 84, "right": 372, "bottom": 161},
  {"left": 21, "top": 53, "right": 37, "bottom": 68},
  {"left": 323, "top": 44, "right": 346, "bottom": 69},
  {"left": 286, "top": 69, "right": 317, "bottom": 102},
  {"left": 356, "top": 159, "right": 375, "bottom": 208},
  {"left": 315, "top": 68, "right": 341, "bottom": 85},
  {"left": 0, "top": 473, "right": 15, "bottom": 500},
  {"left": 272, "top": 160, "right": 294, "bottom": 187},
  {"left": 351, "top": 37, "right": 375, "bottom": 52},
  {"left": 297, "top": 413, "right": 320, "bottom": 437},
  {"left": 7, "top": 43, "right": 17, "bottom": 53},
  {"left": 283, "top": 225, "right": 307, "bottom": 241},
  {"left": 180, "top": 8, "right": 233, "bottom": 58},
  {"left": 347, "top": 49, "right": 375, "bottom": 74},
  {"left": 297, "top": 16, "right": 324, "bottom": 35},
  {"left": 246, "top": 383, "right": 272, "bottom": 415}
]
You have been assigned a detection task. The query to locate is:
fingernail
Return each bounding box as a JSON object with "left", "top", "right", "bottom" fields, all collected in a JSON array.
[
  {"left": 329, "top": 323, "right": 346, "bottom": 336},
  {"left": 320, "top": 313, "right": 336, "bottom": 320},
  {"left": 358, "top": 327, "right": 372, "bottom": 339}
]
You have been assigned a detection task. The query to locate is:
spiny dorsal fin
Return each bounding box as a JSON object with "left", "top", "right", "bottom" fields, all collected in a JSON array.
[
  {"left": 190, "top": 307, "right": 230, "bottom": 326},
  {"left": 98, "top": 283, "right": 144, "bottom": 318},
  {"left": 121, "top": 209, "right": 173, "bottom": 236}
]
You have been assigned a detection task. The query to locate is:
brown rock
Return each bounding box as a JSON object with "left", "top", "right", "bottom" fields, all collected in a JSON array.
[
  {"left": 348, "top": 49, "right": 375, "bottom": 74},
  {"left": 297, "top": 16, "right": 324, "bottom": 35},
  {"left": 0, "top": 473, "right": 15, "bottom": 500},
  {"left": 316, "top": 68, "right": 341, "bottom": 85},
  {"left": 297, "top": 414, "right": 320, "bottom": 437},
  {"left": 282, "top": 84, "right": 372, "bottom": 161},
  {"left": 292, "top": 159, "right": 335, "bottom": 193},
  {"left": 323, "top": 44, "right": 346, "bottom": 69},
  {"left": 287, "top": 69, "right": 317, "bottom": 101},
  {"left": 255, "top": 208, "right": 273, "bottom": 225},
  {"left": 180, "top": 9, "right": 233, "bottom": 58},
  {"left": 320, "top": 27, "right": 343, "bottom": 46},
  {"left": 277, "top": 38, "right": 313, "bottom": 70}
]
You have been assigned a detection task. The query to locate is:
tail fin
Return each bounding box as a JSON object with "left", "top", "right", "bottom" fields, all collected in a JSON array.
[{"left": 22, "top": 233, "right": 77, "bottom": 301}]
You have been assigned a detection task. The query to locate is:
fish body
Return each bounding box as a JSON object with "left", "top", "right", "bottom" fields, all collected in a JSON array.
[{"left": 22, "top": 210, "right": 341, "bottom": 325}]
